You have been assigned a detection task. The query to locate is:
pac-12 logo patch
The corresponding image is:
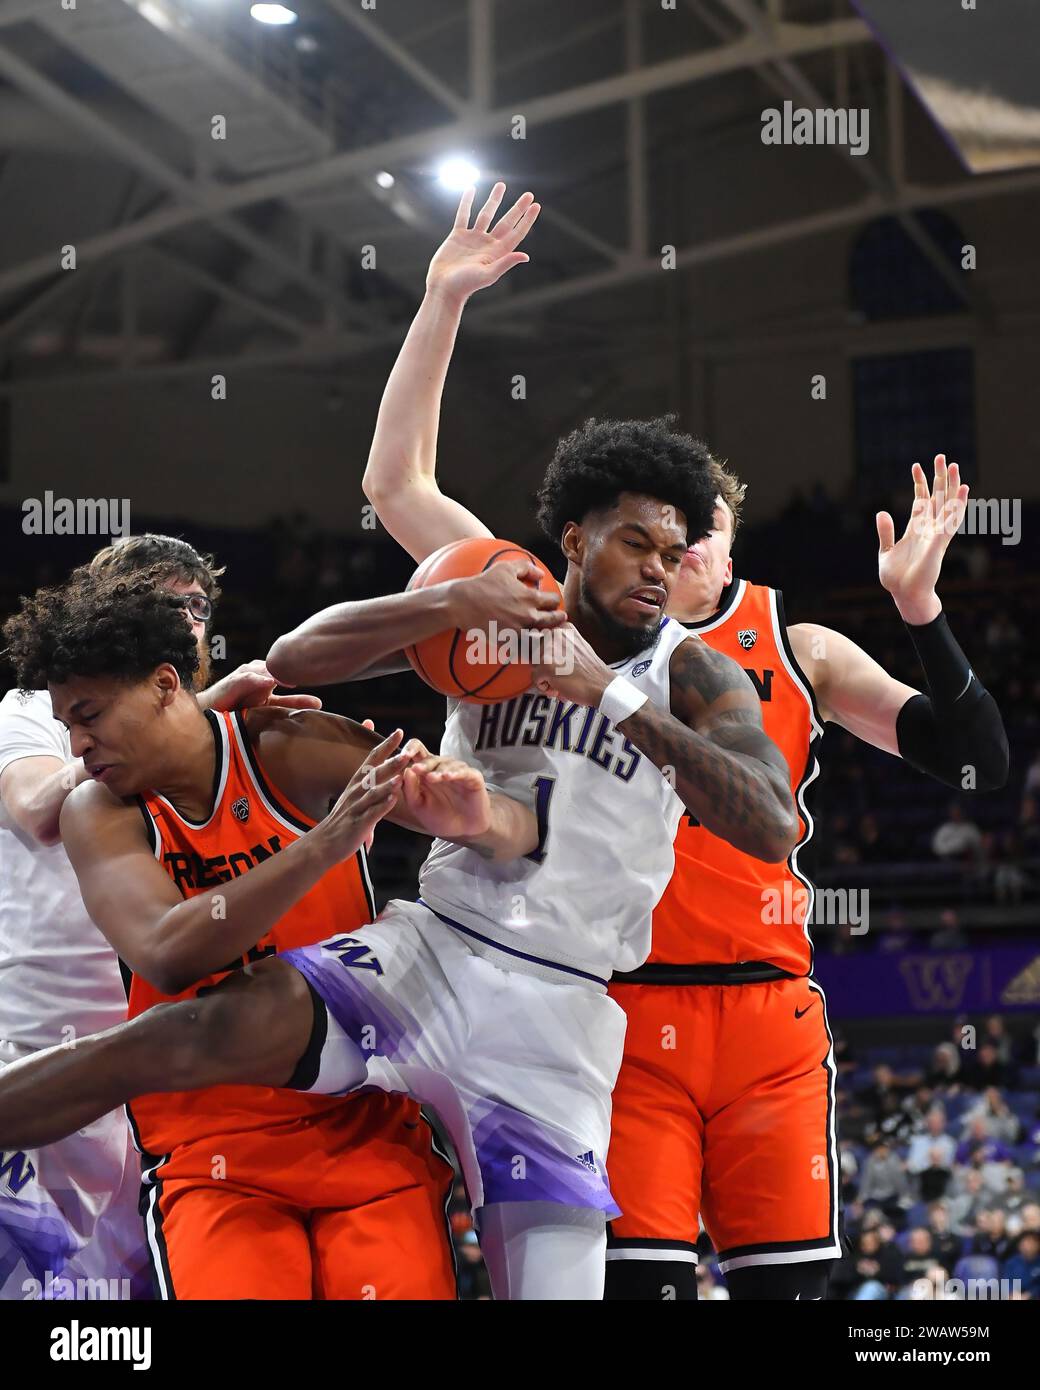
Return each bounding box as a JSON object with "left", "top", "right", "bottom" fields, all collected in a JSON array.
[
  {"left": 737, "top": 629, "right": 758, "bottom": 650},
  {"left": 231, "top": 796, "right": 250, "bottom": 822},
  {"left": 631, "top": 660, "right": 651, "bottom": 676}
]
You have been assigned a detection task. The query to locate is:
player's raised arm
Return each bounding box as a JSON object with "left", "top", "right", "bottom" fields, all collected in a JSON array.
[
  {"left": 361, "top": 182, "right": 540, "bottom": 562},
  {"left": 791, "top": 454, "right": 1008, "bottom": 791},
  {"left": 533, "top": 627, "right": 799, "bottom": 864},
  {"left": 266, "top": 558, "right": 563, "bottom": 688}
]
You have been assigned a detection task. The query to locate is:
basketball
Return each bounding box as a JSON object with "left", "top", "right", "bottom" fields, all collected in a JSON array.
[{"left": 404, "top": 537, "right": 562, "bottom": 703}]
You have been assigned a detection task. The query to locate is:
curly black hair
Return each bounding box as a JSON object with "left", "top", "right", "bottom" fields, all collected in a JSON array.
[
  {"left": 535, "top": 415, "right": 719, "bottom": 545},
  {"left": 3, "top": 565, "right": 201, "bottom": 693}
]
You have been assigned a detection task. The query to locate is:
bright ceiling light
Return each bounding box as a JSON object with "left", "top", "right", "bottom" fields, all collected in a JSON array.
[
  {"left": 437, "top": 157, "right": 480, "bottom": 191},
  {"left": 375, "top": 171, "right": 395, "bottom": 189},
  {"left": 250, "top": 4, "right": 298, "bottom": 24}
]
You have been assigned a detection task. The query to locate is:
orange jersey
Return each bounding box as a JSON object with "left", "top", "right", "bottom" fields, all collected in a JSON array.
[
  {"left": 649, "top": 580, "right": 823, "bottom": 976},
  {"left": 127, "top": 708, "right": 377, "bottom": 1158}
]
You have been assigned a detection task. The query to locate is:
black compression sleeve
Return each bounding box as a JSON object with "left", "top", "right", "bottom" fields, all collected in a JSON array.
[{"left": 895, "top": 612, "right": 1009, "bottom": 791}]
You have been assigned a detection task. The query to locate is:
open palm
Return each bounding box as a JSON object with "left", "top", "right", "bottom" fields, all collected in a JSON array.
[
  {"left": 877, "top": 454, "right": 969, "bottom": 620},
  {"left": 426, "top": 182, "right": 540, "bottom": 302}
]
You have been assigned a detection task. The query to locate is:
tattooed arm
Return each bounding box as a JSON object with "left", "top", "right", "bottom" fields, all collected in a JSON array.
[
  {"left": 634, "top": 636, "right": 799, "bottom": 861},
  {"left": 534, "top": 628, "right": 798, "bottom": 863}
]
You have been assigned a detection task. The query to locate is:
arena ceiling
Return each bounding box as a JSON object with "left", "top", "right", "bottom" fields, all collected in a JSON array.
[{"left": 1, "top": 0, "right": 1038, "bottom": 406}]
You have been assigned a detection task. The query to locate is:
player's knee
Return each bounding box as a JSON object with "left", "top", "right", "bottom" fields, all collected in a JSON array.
[{"left": 160, "top": 958, "right": 312, "bottom": 1090}]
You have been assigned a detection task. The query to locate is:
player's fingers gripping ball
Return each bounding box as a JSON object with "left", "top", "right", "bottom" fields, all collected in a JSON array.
[{"left": 405, "top": 537, "right": 563, "bottom": 703}]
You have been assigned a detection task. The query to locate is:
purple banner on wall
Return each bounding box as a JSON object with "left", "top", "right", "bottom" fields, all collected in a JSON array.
[{"left": 813, "top": 944, "right": 1040, "bottom": 1018}]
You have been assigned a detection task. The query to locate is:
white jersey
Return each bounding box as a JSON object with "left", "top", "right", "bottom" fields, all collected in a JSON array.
[
  {"left": 0, "top": 690, "right": 127, "bottom": 1049},
  {"left": 419, "top": 618, "right": 689, "bottom": 983}
]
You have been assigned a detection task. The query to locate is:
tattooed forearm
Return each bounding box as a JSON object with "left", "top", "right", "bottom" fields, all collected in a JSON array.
[{"left": 616, "top": 638, "right": 799, "bottom": 862}]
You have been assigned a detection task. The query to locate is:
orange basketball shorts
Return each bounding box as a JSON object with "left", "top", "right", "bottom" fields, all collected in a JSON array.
[{"left": 605, "top": 976, "right": 841, "bottom": 1274}]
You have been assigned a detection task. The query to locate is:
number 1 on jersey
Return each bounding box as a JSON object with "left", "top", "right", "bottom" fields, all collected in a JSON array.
[{"left": 526, "top": 775, "right": 557, "bottom": 864}]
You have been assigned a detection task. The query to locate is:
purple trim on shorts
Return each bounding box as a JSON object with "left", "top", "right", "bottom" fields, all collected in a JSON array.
[
  {"left": 283, "top": 942, "right": 411, "bottom": 1062},
  {"left": 469, "top": 1103, "right": 620, "bottom": 1216},
  {"left": 0, "top": 1194, "right": 77, "bottom": 1282},
  {"left": 417, "top": 899, "right": 610, "bottom": 988}
]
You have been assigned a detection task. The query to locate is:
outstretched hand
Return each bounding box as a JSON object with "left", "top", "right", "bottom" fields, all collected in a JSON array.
[
  {"left": 426, "top": 182, "right": 540, "bottom": 304},
  {"left": 876, "top": 454, "right": 969, "bottom": 626}
]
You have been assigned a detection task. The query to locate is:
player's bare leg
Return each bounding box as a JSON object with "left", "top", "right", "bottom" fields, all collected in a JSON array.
[{"left": 0, "top": 958, "right": 363, "bottom": 1151}]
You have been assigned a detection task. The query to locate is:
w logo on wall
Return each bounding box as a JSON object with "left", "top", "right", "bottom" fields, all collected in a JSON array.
[{"left": 899, "top": 956, "right": 974, "bottom": 1010}]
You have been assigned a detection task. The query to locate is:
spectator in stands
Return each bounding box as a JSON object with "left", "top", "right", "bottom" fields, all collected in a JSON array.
[
  {"left": 856, "top": 812, "right": 895, "bottom": 865},
  {"left": 839, "top": 1139, "right": 859, "bottom": 1204},
  {"left": 1003, "top": 1231, "right": 1040, "bottom": 1299},
  {"left": 901, "top": 1228, "right": 938, "bottom": 1288},
  {"left": 840, "top": 1228, "right": 904, "bottom": 1299},
  {"left": 832, "top": 1029, "right": 857, "bottom": 1075},
  {"left": 963, "top": 1042, "right": 1014, "bottom": 1091},
  {"left": 947, "top": 1169, "right": 988, "bottom": 1235},
  {"left": 858, "top": 1064, "right": 910, "bottom": 1133},
  {"left": 907, "top": 1107, "right": 955, "bottom": 1174},
  {"left": 696, "top": 1264, "right": 730, "bottom": 1301},
  {"left": 878, "top": 908, "right": 912, "bottom": 954},
  {"left": 900, "top": 1084, "right": 938, "bottom": 1133},
  {"left": 926, "top": 1202, "right": 963, "bottom": 1272},
  {"left": 956, "top": 1115, "right": 1013, "bottom": 1167},
  {"left": 931, "top": 800, "right": 984, "bottom": 863},
  {"left": 992, "top": 832, "right": 1031, "bottom": 903},
  {"left": 962, "top": 1085, "right": 1020, "bottom": 1143},
  {"left": 1013, "top": 1200, "right": 1040, "bottom": 1235},
  {"left": 906, "top": 1263, "right": 954, "bottom": 1300},
  {"left": 930, "top": 907, "right": 970, "bottom": 951},
  {"left": 858, "top": 1141, "right": 911, "bottom": 1217},
  {"left": 927, "top": 1042, "right": 963, "bottom": 1090},
  {"left": 970, "top": 1207, "right": 1013, "bottom": 1262},
  {"left": 918, "top": 1145, "right": 954, "bottom": 1202}
]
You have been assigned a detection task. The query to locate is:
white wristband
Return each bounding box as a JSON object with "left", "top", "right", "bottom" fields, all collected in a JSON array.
[{"left": 599, "top": 675, "right": 648, "bottom": 726}]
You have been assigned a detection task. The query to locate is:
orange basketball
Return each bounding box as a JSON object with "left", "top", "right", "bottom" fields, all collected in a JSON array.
[{"left": 405, "top": 537, "right": 562, "bottom": 704}]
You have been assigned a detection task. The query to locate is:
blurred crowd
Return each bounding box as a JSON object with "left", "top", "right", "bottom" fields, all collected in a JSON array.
[{"left": 824, "top": 1013, "right": 1040, "bottom": 1300}]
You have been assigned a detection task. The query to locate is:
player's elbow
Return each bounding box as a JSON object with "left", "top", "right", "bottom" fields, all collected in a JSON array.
[
  {"left": 5, "top": 789, "right": 63, "bottom": 847},
  {"left": 26, "top": 809, "right": 63, "bottom": 848},
  {"left": 361, "top": 468, "right": 397, "bottom": 516},
  {"left": 754, "top": 798, "right": 800, "bottom": 865},
  {"left": 266, "top": 633, "right": 305, "bottom": 688},
  {"left": 145, "top": 931, "right": 205, "bottom": 997},
  {"left": 146, "top": 956, "right": 196, "bottom": 998}
]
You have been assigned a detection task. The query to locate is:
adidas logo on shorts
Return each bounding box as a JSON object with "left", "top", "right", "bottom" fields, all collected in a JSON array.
[{"left": 576, "top": 1150, "right": 597, "bottom": 1172}]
